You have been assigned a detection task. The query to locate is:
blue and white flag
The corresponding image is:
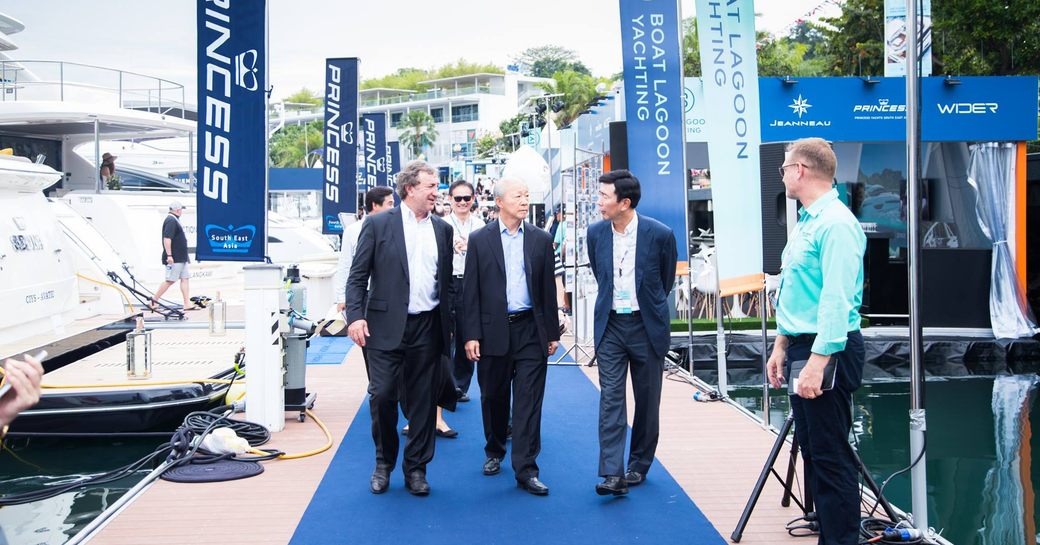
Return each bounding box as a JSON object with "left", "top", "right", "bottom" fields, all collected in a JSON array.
[
  {"left": 618, "top": 0, "right": 689, "bottom": 261},
  {"left": 322, "top": 58, "right": 359, "bottom": 234},
  {"left": 196, "top": 0, "right": 267, "bottom": 261},
  {"left": 696, "top": 0, "right": 764, "bottom": 295},
  {"left": 361, "top": 113, "right": 388, "bottom": 191}
]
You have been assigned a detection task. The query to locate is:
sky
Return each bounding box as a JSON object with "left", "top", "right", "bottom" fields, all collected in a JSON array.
[{"left": 2, "top": 0, "right": 841, "bottom": 103}]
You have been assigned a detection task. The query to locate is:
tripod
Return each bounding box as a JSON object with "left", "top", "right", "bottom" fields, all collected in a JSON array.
[{"left": 730, "top": 412, "right": 900, "bottom": 542}]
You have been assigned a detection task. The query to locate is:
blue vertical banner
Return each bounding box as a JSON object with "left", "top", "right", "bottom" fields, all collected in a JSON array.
[
  {"left": 361, "top": 113, "right": 388, "bottom": 191},
  {"left": 696, "top": 0, "right": 764, "bottom": 295},
  {"left": 386, "top": 140, "right": 401, "bottom": 205},
  {"left": 196, "top": 0, "right": 267, "bottom": 261},
  {"left": 618, "top": 0, "right": 689, "bottom": 261},
  {"left": 322, "top": 57, "right": 359, "bottom": 234}
]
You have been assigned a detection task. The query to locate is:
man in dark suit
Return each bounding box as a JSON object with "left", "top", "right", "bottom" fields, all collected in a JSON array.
[
  {"left": 462, "top": 177, "right": 560, "bottom": 496},
  {"left": 586, "top": 169, "right": 677, "bottom": 496},
  {"left": 346, "top": 160, "right": 455, "bottom": 497}
]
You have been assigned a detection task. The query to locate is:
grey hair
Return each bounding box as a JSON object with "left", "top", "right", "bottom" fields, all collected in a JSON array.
[
  {"left": 396, "top": 160, "right": 437, "bottom": 199},
  {"left": 493, "top": 177, "right": 526, "bottom": 199}
]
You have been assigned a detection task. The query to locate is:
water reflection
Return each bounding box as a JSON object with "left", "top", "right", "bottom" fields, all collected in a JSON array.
[{"left": 728, "top": 375, "right": 1040, "bottom": 545}]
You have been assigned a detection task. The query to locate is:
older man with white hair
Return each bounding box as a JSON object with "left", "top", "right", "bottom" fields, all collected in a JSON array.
[{"left": 462, "top": 177, "right": 560, "bottom": 496}]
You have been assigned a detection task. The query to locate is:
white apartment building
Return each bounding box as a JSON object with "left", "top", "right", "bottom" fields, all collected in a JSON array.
[{"left": 359, "top": 72, "right": 552, "bottom": 166}]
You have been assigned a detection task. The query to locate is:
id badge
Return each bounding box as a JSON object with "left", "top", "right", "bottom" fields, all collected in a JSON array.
[{"left": 614, "top": 289, "right": 632, "bottom": 314}]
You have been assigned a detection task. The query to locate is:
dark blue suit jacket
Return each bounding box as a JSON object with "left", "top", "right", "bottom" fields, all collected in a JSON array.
[{"left": 587, "top": 213, "right": 678, "bottom": 360}]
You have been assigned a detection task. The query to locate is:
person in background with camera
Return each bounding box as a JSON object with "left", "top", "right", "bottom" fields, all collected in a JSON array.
[
  {"left": 766, "top": 137, "right": 866, "bottom": 545},
  {"left": 587, "top": 169, "right": 677, "bottom": 496},
  {"left": 445, "top": 180, "right": 484, "bottom": 403}
]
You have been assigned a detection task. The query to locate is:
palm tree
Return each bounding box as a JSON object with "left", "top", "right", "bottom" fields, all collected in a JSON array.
[
  {"left": 397, "top": 110, "right": 438, "bottom": 158},
  {"left": 537, "top": 70, "right": 602, "bottom": 127}
]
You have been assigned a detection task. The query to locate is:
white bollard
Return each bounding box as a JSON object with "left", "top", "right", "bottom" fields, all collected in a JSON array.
[{"left": 244, "top": 264, "right": 285, "bottom": 432}]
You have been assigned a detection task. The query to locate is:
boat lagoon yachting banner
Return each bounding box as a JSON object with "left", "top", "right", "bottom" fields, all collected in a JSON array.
[
  {"left": 695, "top": 0, "right": 763, "bottom": 295},
  {"left": 683, "top": 77, "right": 709, "bottom": 143},
  {"left": 322, "top": 58, "right": 359, "bottom": 234},
  {"left": 196, "top": 0, "right": 267, "bottom": 262},
  {"left": 618, "top": 0, "right": 689, "bottom": 261},
  {"left": 361, "top": 113, "right": 388, "bottom": 191}
]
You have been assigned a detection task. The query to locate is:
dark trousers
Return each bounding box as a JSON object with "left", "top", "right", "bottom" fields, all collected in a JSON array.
[
  {"left": 786, "top": 331, "right": 865, "bottom": 545},
  {"left": 366, "top": 310, "right": 442, "bottom": 476},
  {"left": 477, "top": 314, "right": 546, "bottom": 481},
  {"left": 596, "top": 312, "right": 663, "bottom": 477},
  {"left": 450, "top": 277, "right": 476, "bottom": 393}
]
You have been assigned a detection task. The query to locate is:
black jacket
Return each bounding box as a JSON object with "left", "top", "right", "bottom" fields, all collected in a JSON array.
[
  {"left": 345, "top": 206, "right": 455, "bottom": 355},
  {"left": 462, "top": 220, "right": 560, "bottom": 357}
]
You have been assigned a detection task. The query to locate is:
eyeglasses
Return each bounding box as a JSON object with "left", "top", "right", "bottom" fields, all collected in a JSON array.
[
  {"left": 453, "top": 195, "right": 473, "bottom": 203},
  {"left": 778, "top": 163, "right": 810, "bottom": 177}
]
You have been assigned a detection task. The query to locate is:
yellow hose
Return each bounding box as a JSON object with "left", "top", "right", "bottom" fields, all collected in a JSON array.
[
  {"left": 76, "top": 273, "right": 136, "bottom": 313},
  {"left": 248, "top": 409, "right": 333, "bottom": 460}
]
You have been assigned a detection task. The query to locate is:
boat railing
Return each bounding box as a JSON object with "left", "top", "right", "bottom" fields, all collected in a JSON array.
[{"left": 0, "top": 60, "right": 187, "bottom": 118}]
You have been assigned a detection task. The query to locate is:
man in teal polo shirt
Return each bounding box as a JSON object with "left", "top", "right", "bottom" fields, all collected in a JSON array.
[{"left": 766, "top": 137, "right": 866, "bottom": 545}]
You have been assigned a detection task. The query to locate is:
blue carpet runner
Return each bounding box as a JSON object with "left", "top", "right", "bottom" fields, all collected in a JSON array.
[
  {"left": 291, "top": 353, "right": 725, "bottom": 545},
  {"left": 306, "top": 336, "right": 354, "bottom": 365}
]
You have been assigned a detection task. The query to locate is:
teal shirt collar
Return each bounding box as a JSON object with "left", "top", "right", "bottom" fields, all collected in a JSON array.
[{"left": 799, "top": 188, "right": 839, "bottom": 220}]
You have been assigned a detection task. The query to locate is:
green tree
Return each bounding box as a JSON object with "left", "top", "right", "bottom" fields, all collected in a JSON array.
[
  {"left": 757, "top": 36, "right": 830, "bottom": 77},
  {"left": 537, "top": 70, "right": 606, "bottom": 127},
  {"left": 361, "top": 60, "right": 503, "bottom": 91},
  {"left": 932, "top": 0, "right": 1040, "bottom": 76},
  {"left": 498, "top": 113, "right": 528, "bottom": 151},
  {"left": 269, "top": 121, "right": 323, "bottom": 167},
  {"left": 513, "top": 45, "right": 589, "bottom": 78},
  {"left": 282, "top": 87, "right": 322, "bottom": 108},
  {"left": 396, "top": 110, "right": 438, "bottom": 157},
  {"left": 475, "top": 133, "right": 498, "bottom": 158},
  {"left": 817, "top": 0, "right": 884, "bottom": 76},
  {"left": 682, "top": 17, "right": 701, "bottom": 77}
]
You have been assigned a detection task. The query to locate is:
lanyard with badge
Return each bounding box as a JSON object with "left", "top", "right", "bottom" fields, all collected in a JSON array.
[{"left": 614, "top": 245, "right": 633, "bottom": 314}]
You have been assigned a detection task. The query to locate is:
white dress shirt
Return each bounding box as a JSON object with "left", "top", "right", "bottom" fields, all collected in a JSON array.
[
  {"left": 448, "top": 212, "right": 485, "bottom": 276},
  {"left": 334, "top": 217, "right": 366, "bottom": 304},
  {"left": 402, "top": 205, "right": 440, "bottom": 314},
  {"left": 611, "top": 213, "right": 640, "bottom": 312}
]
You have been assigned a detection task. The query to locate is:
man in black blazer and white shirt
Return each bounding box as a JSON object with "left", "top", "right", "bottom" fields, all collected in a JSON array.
[
  {"left": 462, "top": 177, "right": 560, "bottom": 496},
  {"left": 346, "top": 160, "right": 455, "bottom": 497}
]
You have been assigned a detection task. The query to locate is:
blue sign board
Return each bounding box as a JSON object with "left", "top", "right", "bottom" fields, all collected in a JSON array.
[
  {"left": 387, "top": 141, "right": 401, "bottom": 205},
  {"left": 760, "top": 76, "right": 1038, "bottom": 143},
  {"left": 618, "top": 0, "right": 688, "bottom": 260},
  {"left": 361, "top": 113, "right": 388, "bottom": 191},
  {"left": 322, "top": 58, "right": 359, "bottom": 234},
  {"left": 196, "top": 0, "right": 267, "bottom": 261}
]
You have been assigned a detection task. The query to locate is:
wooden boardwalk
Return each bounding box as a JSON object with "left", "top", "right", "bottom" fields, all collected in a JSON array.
[{"left": 90, "top": 342, "right": 802, "bottom": 544}]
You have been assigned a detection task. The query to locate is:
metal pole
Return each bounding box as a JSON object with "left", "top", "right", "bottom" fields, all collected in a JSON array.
[
  {"left": 546, "top": 97, "right": 554, "bottom": 213},
  {"left": 760, "top": 287, "right": 769, "bottom": 428},
  {"left": 714, "top": 251, "right": 728, "bottom": 398},
  {"left": 187, "top": 131, "right": 195, "bottom": 194},
  {"left": 93, "top": 117, "right": 102, "bottom": 193},
  {"left": 905, "top": 0, "right": 929, "bottom": 534},
  {"left": 60, "top": 62, "right": 64, "bottom": 101}
]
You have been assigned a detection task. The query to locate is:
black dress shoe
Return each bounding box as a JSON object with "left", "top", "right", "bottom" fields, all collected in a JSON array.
[
  {"left": 596, "top": 476, "right": 629, "bottom": 496},
  {"left": 436, "top": 427, "right": 459, "bottom": 438},
  {"left": 457, "top": 391, "right": 470, "bottom": 403},
  {"left": 624, "top": 470, "right": 646, "bottom": 486},
  {"left": 370, "top": 469, "right": 389, "bottom": 494},
  {"left": 517, "top": 476, "right": 549, "bottom": 496},
  {"left": 483, "top": 457, "right": 502, "bottom": 476},
  {"left": 405, "top": 471, "right": 430, "bottom": 496}
]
